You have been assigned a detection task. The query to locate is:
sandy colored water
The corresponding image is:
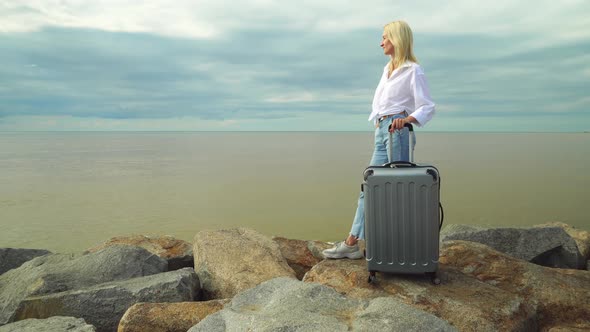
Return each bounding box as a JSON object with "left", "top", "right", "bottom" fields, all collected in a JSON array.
[{"left": 1, "top": 131, "right": 589, "bottom": 253}]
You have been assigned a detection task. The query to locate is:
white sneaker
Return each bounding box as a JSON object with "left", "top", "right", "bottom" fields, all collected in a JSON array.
[{"left": 322, "top": 241, "right": 363, "bottom": 259}]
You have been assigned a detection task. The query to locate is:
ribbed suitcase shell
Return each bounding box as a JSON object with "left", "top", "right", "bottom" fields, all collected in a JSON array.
[{"left": 363, "top": 165, "right": 440, "bottom": 274}]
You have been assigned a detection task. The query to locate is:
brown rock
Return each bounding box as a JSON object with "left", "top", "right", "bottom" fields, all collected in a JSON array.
[
  {"left": 87, "top": 235, "right": 193, "bottom": 270},
  {"left": 304, "top": 240, "right": 590, "bottom": 331},
  {"left": 545, "top": 321, "right": 590, "bottom": 332},
  {"left": 303, "top": 258, "right": 536, "bottom": 332},
  {"left": 272, "top": 237, "right": 330, "bottom": 279},
  {"left": 193, "top": 228, "right": 296, "bottom": 300},
  {"left": 536, "top": 222, "right": 590, "bottom": 260},
  {"left": 441, "top": 240, "right": 590, "bottom": 329},
  {"left": 117, "top": 300, "right": 229, "bottom": 332}
]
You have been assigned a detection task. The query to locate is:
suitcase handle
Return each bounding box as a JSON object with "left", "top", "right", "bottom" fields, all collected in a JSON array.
[
  {"left": 387, "top": 122, "right": 414, "bottom": 132},
  {"left": 439, "top": 202, "right": 444, "bottom": 230},
  {"left": 382, "top": 160, "right": 416, "bottom": 168},
  {"left": 387, "top": 123, "right": 414, "bottom": 163}
]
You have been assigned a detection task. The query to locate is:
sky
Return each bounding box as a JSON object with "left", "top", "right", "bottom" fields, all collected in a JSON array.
[{"left": 0, "top": 0, "right": 589, "bottom": 132}]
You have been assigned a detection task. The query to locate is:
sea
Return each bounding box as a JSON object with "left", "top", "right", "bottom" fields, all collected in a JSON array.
[{"left": 1, "top": 131, "right": 589, "bottom": 253}]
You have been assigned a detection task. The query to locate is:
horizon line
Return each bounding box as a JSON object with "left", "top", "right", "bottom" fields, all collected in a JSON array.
[{"left": 1, "top": 130, "right": 588, "bottom": 134}]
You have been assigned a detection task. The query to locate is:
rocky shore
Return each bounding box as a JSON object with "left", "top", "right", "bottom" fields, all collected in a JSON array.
[{"left": 0, "top": 222, "right": 589, "bottom": 332}]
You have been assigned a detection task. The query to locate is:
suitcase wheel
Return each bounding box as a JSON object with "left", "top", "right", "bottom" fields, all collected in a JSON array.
[
  {"left": 368, "top": 271, "right": 376, "bottom": 284},
  {"left": 428, "top": 272, "right": 441, "bottom": 285}
]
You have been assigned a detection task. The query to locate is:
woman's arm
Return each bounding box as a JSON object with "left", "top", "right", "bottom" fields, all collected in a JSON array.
[{"left": 408, "top": 68, "right": 436, "bottom": 127}]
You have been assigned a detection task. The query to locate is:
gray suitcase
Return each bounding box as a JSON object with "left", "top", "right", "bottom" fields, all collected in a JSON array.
[{"left": 362, "top": 124, "right": 443, "bottom": 284}]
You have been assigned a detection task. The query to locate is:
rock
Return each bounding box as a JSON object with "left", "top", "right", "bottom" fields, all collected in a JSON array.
[
  {"left": 86, "top": 235, "right": 193, "bottom": 270},
  {"left": 272, "top": 237, "right": 329, "bottom": 279},
  {"left": 440, "top": 240, "right": 590, "bottom": 330},
  {"left": 303, "top": 239, "right": 590, "bottom": 331},
  {"left": 0, "top": 245, "right": 167, "bottom": 325},
  {"left": 535, "top": 222, "right": 590, "bottom": 261},
  {"left": 303, "top": 258, "right": 536, "bottom": 332},
  {"left": 188, "top": 277, "right": 457, "bottom": 332},
  {"left": 440, "top": 224, "right": 584, "bottom": 269},
  {"left": 0, "top": 248, "right": 51, "bottom": 275},
  {"left": 118, "top": 299, "right": 229, "bottom": 332},
  {"left": 545, "top": 322, "right": 590, "bottom": 332},
  {"left": 352, "top": 297, "right": 456, "bottom": 331},
  {"left": 13, "top": 268, "right": 199, "bottom": 332},
  {"left": 0, "top": 316, "right": 96, "bottom": 332},
  {"left": 193, "top": 228, "right": 296, "bottom": 299}
]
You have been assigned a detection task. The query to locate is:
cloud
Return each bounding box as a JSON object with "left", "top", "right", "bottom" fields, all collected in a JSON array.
[
  {"left": 0, "top": 1, "right": 589, "bottom": 131},
  {"left": 2, "top": 1, "right": 589, "bottom": 43},
  {"left": 0, "top": 26, "right": 379, "bottom": 121},
  {"left": 265, "top": 92, "right": 316, "bottom": 103}
]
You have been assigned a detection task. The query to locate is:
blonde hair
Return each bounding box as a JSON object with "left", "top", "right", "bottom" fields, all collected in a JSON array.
[{"left": 383, "top": 21, "right": 418, "bottom": 75}]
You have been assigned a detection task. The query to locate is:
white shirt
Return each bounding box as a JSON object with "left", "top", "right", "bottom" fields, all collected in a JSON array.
[{"left": 368, "top": 61, "right": 435, "bottom": 127}]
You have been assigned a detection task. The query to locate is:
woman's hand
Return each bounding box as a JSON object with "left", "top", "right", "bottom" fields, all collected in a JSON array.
[
  {"left": 389, "top": 117, "right": 409, "bottom": 132},
  {"left": 389, "top": 115, "right": 417, "bottom": 132}
]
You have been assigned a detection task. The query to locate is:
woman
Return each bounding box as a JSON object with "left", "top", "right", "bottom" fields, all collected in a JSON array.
[{"left": 323, "top": 20, "right": 436, "bottom": 259}]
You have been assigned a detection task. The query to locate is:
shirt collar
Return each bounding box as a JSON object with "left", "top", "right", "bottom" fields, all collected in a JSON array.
[
  {"left": 384, "top": 61, "right": 414, "bottom": 71},
  {"left": 398, "top": 61, "right": 414, "bottom": 69},
  {"left": 383, "top": 61, "right": 415, "bottom": 78}
]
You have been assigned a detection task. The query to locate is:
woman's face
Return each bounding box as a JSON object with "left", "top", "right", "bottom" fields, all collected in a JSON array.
[{"left": 381, "top": 33, "right": 394, "bottom": 56}]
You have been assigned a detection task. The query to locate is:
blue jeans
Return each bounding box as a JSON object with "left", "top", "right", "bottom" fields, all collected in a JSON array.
[{"left": 349, "top": 113, "right": 416, "bottom": 239}]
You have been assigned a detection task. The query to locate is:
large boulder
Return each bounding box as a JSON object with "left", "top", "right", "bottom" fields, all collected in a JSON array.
[
  {"left": 304, "top": 240, "right": 590, "bottom": 331},
  {"left": 272, "top": 237, "right": 330, "bottom": 279},
  {"left": 13, "top": 268, "right": 199, "bottom": 332},
  {"left": 0, "top": 316, "right": 96, "bottom": 332},
  {"left": 193, "top": 228, "right": 296, "bottom": 299},
  {"left": 0, "top": 245, "right": 167, "bottom": 325},
  {"left": 118, "top": 300, "right": 229, "bottom": 332},
  {"left": 440, "top": 224, "right": 584, "bottom": 269},
  {"left": 535, "top": 222, "right": 590, "bottom": 261},
  {"left": 86, "top": 235, "right": 193, "bottom": 270},
  {"left": 304, "top": 260, "right": 536, "bottom": 331},
  {"left": 440, "top": 240, "right": 590, "bottom": 330},
  {"left": 545, "top": 322, "right": 590, "bottom": 331},
  {"left": 188, "top": 277, "right": 457, "bottom": 332},
  {"left": 0, "top": 248, "right": 51, "bottom": 275}
]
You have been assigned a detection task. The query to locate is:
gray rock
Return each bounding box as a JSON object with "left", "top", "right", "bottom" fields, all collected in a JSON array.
[
  {"left": 0, "top": 316, "right": 96, "bottom": 332},
  {"left": 85, "top": 235, "right": 194, "bottom": 271},
  {"left": 13, "top": 268, "right": 199, "bottom": 332},
  {"left": 0, "top": 248, "right": 51, "bottom": 275},
  {"left": 188, "top": 277, "right": 456, "bottom": 332},
  {"left": 0, "top": 245, "right": 167, "bottom": 325},
  {"left": 352, "top": 297, "right": 459, "bottom": 332},
  {"left": 440, "top": 224, "right": 584, "bottom": 269},
  {"left": 534, "top": 222, "right": 590, "bottom": 261}
]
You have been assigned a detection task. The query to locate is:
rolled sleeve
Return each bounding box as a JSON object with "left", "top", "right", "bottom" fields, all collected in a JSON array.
[{"left": 410, "top": 70, "right": 436, "bottom": 127}]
